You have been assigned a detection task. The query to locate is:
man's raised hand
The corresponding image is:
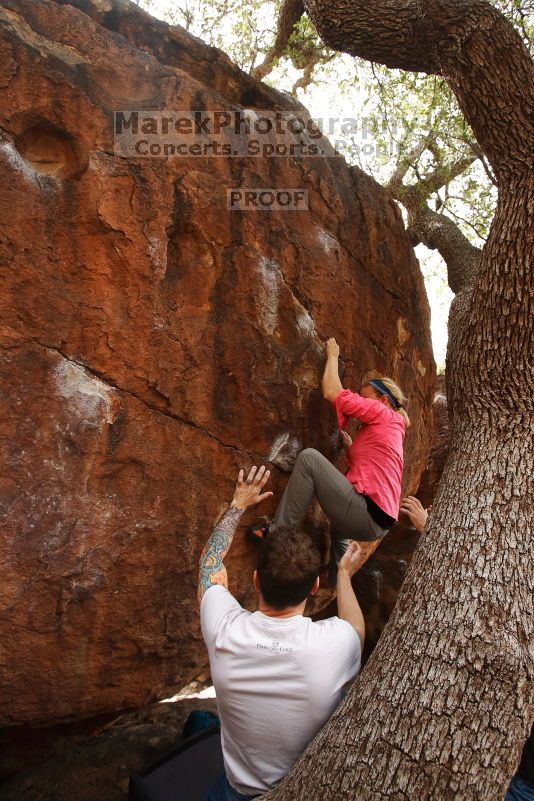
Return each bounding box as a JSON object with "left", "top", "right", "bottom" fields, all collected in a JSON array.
[
  {"left": 400, "top": 496, "right": 428, "bottom": 533},
  {"left": 338, "top": 540, "right": 364, "bottom": 578},
  {"left": 231, "top": 465, "right": 274, "bottom": 511}
]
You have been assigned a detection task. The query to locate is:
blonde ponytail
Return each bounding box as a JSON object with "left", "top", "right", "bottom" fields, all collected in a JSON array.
[{"left": 373, "top": 376, "right": 411, "bottom": 429}]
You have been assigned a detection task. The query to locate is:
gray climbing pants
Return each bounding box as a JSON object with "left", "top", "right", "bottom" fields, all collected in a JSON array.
[{"left": 271, "top": 448, "right": 389, "bottom": 579}]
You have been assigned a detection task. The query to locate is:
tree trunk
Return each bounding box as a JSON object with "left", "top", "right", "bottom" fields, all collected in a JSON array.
[
  {"left": 264, "top": 1, "right": 534, "bottom": 798},
  {"left": 264, "top": 420, "right": 532, "bottom": 801}
]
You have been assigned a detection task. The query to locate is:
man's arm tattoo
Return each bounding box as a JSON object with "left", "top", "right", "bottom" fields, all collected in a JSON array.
[{"left": 198, "top": 506, "right": 244, "bottom": 601}]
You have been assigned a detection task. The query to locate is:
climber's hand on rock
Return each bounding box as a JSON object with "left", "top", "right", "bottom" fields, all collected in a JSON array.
[
  {"left": 338, "top": 540, "right": 364, "bottom": 578},
  {"left": 400, "top": 496, "right": 428, "bottom": 533},
  {"left": 231, "top": 465, "right": 273, "bottom": 511},
  {"left": 326, "top": 337, "right": 340, "bottom": 358},
  {"left": 340, "top": 430, "right": 352, "bottom": 450}
]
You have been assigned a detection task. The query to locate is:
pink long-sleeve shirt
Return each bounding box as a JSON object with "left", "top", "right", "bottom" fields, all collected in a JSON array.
[{"left": 333, "top": 388, "right": 405, "bottom": 520}]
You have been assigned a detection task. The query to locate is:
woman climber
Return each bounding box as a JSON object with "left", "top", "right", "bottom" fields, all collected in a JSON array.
[{"left": 247, "top": 337, "right": 409, "bottom": 582}]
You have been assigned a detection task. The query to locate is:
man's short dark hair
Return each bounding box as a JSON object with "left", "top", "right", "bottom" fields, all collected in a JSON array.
[{"left": 257, "top": 527, "right": 321, "bottom": 610}]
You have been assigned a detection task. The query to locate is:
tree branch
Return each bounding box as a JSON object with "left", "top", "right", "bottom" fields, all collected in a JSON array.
[
  {"left": 252, "top": 0, "right": 305, "bottom": 80},
  {"left": 405, "top": 204, "right": 482, "bottom": 293},
  {"left": 415, "top": 151, "right": 480, "bottom": 197},
  {"left": 389, "top": 132, "right": 437, "bottom": 189},
  {"left": 290, "top": 51, "right": 336, "bottom": 94},
  {"left": 387, "top": 131, "right": 482, "bottom": 292},
  {"left": 302, "top": 0, "right": 534, "bottom": 181},
  {"left": 478, "top": 153, "right": 498, "bottom": 187},
  {"left": 387, "top": 136, "right": 482, "bottom": 292}
]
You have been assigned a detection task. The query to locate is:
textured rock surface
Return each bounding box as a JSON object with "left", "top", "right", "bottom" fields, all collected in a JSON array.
[{"left": 0, "top": 0, "right": 435, "bottom": 726}]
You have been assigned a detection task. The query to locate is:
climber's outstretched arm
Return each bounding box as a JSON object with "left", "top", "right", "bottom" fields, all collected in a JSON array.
[
  {"left": 197, "top": 466, "right": 273, "bottom": 602},
  {"left": 322, "top": 337, "right": 343, "bottom": 402}
]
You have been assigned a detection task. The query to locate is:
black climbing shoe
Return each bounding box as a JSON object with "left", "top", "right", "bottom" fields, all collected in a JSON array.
[{"left": 245, "top": 519, "right": 271, "bottom": 543}]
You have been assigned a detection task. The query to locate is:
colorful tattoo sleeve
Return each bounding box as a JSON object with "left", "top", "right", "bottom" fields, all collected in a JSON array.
[{"left": 198, "top": 506, "right": 244, "bottom": 601}]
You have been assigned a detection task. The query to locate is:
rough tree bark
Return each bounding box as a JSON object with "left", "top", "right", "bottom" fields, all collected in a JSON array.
[{"left": 264, "top": 2, "right": 534, "bottom": 800}]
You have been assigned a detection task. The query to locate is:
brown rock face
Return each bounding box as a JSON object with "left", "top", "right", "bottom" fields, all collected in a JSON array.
[{"left": 0, "top": 0, "right": 435, "bottom": 726}]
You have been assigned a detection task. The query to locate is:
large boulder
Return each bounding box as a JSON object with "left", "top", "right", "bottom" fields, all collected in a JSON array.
[{"left": 0, "top": 0, "right": 435, "bottom": 726}]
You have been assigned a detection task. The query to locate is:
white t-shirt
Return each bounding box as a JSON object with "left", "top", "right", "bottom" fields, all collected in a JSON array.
[{"left": 201, "top": 585, "right": 361, "bottom": 796}]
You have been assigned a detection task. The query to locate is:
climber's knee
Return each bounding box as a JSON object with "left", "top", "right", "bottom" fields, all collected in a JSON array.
[{"left": 297, "top": 447, "right": 320, "bottom": 466}]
